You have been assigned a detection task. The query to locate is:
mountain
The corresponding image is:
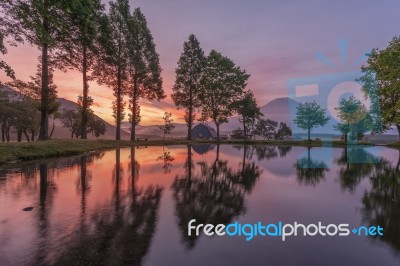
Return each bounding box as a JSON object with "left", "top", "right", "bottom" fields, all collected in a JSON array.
[
  {"left": 121, "top": 122, "right": 188, "bottom": 139},
  {"left": 220, "top": 97, "right": 299, "bottom": 132},
  {"left": 55, "top": 98, "right": 131, "bottom": 140}
]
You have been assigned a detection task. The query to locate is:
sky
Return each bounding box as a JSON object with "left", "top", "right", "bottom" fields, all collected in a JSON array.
[{"left": 1, "top": 0, "right": 400, "bottom": 125}]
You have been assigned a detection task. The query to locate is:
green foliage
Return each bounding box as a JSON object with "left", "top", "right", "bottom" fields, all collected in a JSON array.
[
  {"left": 254, "top": 118, "right": 278, "bottom": 140},
  {"left": 334, "top": 96, "right": 371, "bottom": 142},
  {"left": 127, "top": 8, "right": 164, "bottom": 140},
  {"left": 200, "top": 50, "right": 249, "bottom": 140},
  {"left": 0, "top": 87, "right": 40, "bottom": 142},
  {"left": 58, "top": 97, "right": 107, "bottom": 139},
  {"left": 294, "top": 101, "right": 329, "bottom": 140},
  {"left": 54, "top": 0, "right": 104, "bottom": 139},
  {"left": 157, "top": 112, "right": 175, "bottom": 140},
  {"left": 172, "top": 34, "right": 206, "bottom": 139},
  {"left": 275, "top": 122, "right": 292, "bottom": 140},
  {"left": 359, "top": 36, "right": 400, "bottom": 140},
  {"left": 5, "top": 0, "right": 72, "bottom": 139},
  {"left": 94, "top": 0, "right": 131, "bottom": 140},
  {"left": 233, "top": 90, "right": 263, "bottom": 140}
]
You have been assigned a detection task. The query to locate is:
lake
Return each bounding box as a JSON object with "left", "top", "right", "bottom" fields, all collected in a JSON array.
[{"left": 0, "top": 144, "right": 400, "bottom": 266}]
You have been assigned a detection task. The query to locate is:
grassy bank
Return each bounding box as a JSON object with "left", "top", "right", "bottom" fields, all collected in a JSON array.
[{"left": 0, "top": 138, "right": 377, "bottom": 165}]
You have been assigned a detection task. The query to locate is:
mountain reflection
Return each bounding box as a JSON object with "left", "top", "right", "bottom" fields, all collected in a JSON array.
[{"left": 171, "top": 145, "right": 261, "bottom": 249}]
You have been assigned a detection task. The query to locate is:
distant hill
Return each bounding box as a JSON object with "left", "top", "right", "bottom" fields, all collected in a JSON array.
[
  {"left": 220, "top": 97, "right": 299, "bottom": 132},
  {"left": 55, "top": 98, "right": 131, "bottom": 140}
]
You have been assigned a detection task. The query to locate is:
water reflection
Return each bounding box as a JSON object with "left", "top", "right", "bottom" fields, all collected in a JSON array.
[
  {"left": 336, "top": 147, "right": 379, "bottom": 192},
  {"left": 171, "top": 145, "right": 261, "bottom": 249},
  {"left": 295, "top": 147, "right": 329, "bottom": 186},
  {"left": 1, "top": 145, "right": 400, "bottom": 265},
  {"left": 362, "top": 150, "right": 400, "bottom": 254}
]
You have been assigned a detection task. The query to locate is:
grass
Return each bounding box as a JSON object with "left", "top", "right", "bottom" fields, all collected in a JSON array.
[{"left": 0, "top": 138, "right": 382, "bottom": 166}]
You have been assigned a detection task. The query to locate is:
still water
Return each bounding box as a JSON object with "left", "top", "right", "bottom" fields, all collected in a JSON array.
[{"left": 0, "top": 144, "right": 400, "bottom": 266}]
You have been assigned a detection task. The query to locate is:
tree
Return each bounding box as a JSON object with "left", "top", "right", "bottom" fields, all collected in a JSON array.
[
  {"left": 294, "top": 101, "right": 329, "bottom": 140},
  {"left": 94, "top": 0, "right": 130, "bottom": 140},
  {"left": 58, "top": 108, "right": 81, "bottom": 138},
  {"left": 55, "top": 0, "right": 103, "bottom": 139},
  {"left": 126, "top": 8, "right": 164, "bottom": 141},
  {"left": 157, "top": 112, "right": 175, "bottom": 140},
  {"left": 172, "top": 35, "right": 205, "bottom": 140},
  {"left": 5, "top": 0, "right": 71, "bottom": 140},
  {"left": 359, "top": 36, "right": 400, "bottom": 142},
  {"left": 0, "top": 1, "right": 23, "bottom": 80},
  {"left": 254, "top": 118, "right": 278, "bottom": 140},
  {"left": 233, "top": 90, "right": 263, "bottom": 140},
  {"left": 334, "top": 96, "right": 371, "bottom": 142},
  {"left": 58, "top": 98, "right": 107, "bottom": 139},
  {"left": 275, "top": 122, "right": 292, "bottom": 140},
  {"left": 200, "top": 50, "right": 249, "bottom": 140}
]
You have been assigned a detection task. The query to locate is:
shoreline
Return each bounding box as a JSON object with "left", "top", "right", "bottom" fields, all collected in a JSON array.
[{"left": 0, "top": 139, "right": 398, "bottom": 166}]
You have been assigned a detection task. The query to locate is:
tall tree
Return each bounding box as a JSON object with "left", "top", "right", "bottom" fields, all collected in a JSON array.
[
  {"left": 0, "top": 1, "right": 22, "bottom": 80},
  {"left": 5, "top": 0, "right": 70, "bottom": 140},
  {"left": 94, "top": 0, "right": 130, "bottom": 140},
  {"left": 126, "top": 8, "right": 164, "bottom": 141},
  {"left": 359, "top": 36, "right": 400, "bottom": 142},
  {"left": 200, "top": 50, "right": 249, "bottom": 140},
  {"left": 172, "top": 35, "right": 205, "bottom": 140},
  {"left": 233, "top": 90, "right": 263, "bottom": 140},
  {"left": 55, "top": 0, "right": 103, "bottom": 139},
  {"left": 294, "top": 101, "right": 329, "bottom": 141},
  {"left": 334, "top": 96, "right": 371, "bottom": 142}
]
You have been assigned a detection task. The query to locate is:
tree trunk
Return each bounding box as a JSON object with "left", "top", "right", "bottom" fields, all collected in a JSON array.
[
  {"left": 17, "top": 129, "right": 22, "bottom": 142},
  {"left": 243, "top": 117, "right": 247, "bottom": 141},
  {"left": 397, "top": 124, "right": 400, "bottom": 143},
  {"left": 116, "top": 30, "right": 123, "bottom": 141},
  {"left": 81, "top": 45, "right": 89, "bottom": 139},
  {"left": 216, "top": 123, "right": 220, "bottom": 141},
  {"left": 307, "top": 128, "right": 311, "bottom": 141},
  {"left": 31, "top": 130, "right": 35, "bottom": 142},
  {"left": 187, "top": 145, "right": 192, "bottom": 181},
  {"left": 6, "top": 125, "right": 10, "bottom": 142},
  {"left": 344, "top": 133, "right": 348, "bottom": 143},
  {"left": 71, "top": 131, "right": 74, "bottom": 139},
  {"left": 39, "top": 20, "right": 49, "bottom": 140},
  {"left": 50, "top": 122, "right": 55, "bottom": 138},
  {"left": 1, "top": 123, "right": 5, "bottom": 142},
  {"left": 188, "top": 83, "right": 193, "bottom": 140},
  {"left": 24, "top": 129, "right": 30, "bottom": 142},
  {"left": 130, "top": 74, "right": 138, "bottom": 141}
]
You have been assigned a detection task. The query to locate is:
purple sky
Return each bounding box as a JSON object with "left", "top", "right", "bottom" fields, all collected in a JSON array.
[{"left": 2, "top": 0, "right": 400, "bottom": 125}]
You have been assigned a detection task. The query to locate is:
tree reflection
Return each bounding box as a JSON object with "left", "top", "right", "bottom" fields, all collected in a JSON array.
[
  {"left": 362, "top": 150, "right": 400, "bottom": 254},
  {"left": 295, "top": 147, "right": 329, "bottom": 186},
  {"left": 235, "top": 145, "right": 292, "bottom": 161},
  {"left": 336, "top": 147, "right": 379, "bottom": 192},
  {"left": 171, "top": 144, "right": 261, "bottom": 249},
  {"left": 157, "top": 147, "right": 175, "bottom": 174},
  {"left": 52, "top": 148, "right": 163, "bottom": 265}
]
